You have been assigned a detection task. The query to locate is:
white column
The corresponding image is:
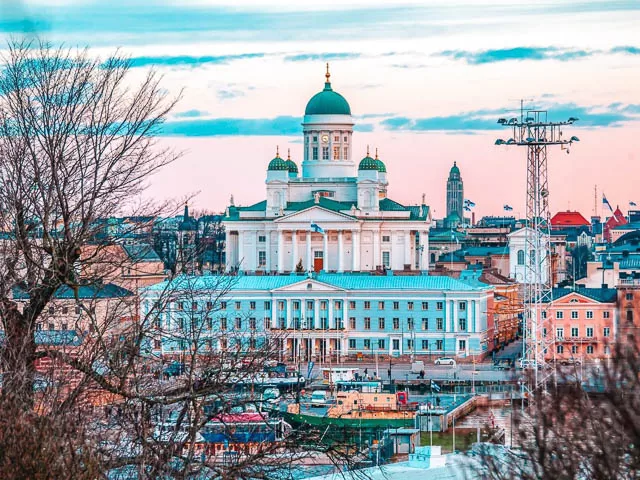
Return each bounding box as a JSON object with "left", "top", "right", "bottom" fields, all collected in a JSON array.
[
  {"left": 271, "top": 298, "right": 277, "bottom": 329},
  {"left": 224, "top": 230, "right": 233, "bottom": 272},
  {"left": 314, "top": 299, "right": 320, "bottom": 329},
  {"left": 286, "top": 299, "right": 292, "bottom": 329},
  {"left": 338, "top": 230, "right": 344, "bottom": 272},
  {"left": 419, "top": 231, "right": 428, "bottom": 270},
  {"left": 237, "top": 230, "right": 245, "bottom": 270},
  {"left": 323, "top": 232, "right": 329, "bottom": 271},
  {"left": 306, "top": 231, "right": 312, "bottom": 272},
  {"left": 352, "top": 230, "right": 360, "bottom": 271},
  {"left": 343, "top": 298, "right": 349, "bottom": 331},
  {"left": 277, "top": 230, "right": 284, "bottom": 273},
  {"left": 292, "top": 230, "right": 298, "bottom": 271},
  {"left": 373, "top": 230, "right": 380, "bottom": 269},
  {"left": 265, "top": 230, "right": 271, "bottom": 271},
  {"left": 404, "top": 230, "right": 411, "bottom": 268},
  {"left": 328, "top": 298, "right": 334, "bottom": 329},
  {"left": 475, "top": 299, "right": 481, "bottom": 333},
  {"left": 452, "top": 300, "right": 458, "bottom": 332}
]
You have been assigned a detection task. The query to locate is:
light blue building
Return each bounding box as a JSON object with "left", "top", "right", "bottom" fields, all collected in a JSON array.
[{"left": 142, "top": 273, "right": 492, "bottom": 360}]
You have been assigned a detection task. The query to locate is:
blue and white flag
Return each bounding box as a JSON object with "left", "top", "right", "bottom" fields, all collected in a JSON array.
[
  {"left": 430, "top": 380, "right": 441, "bottom": 392},
  {"left": 503, "top": 204, "right": 513, "bottom": 211},
  {"left": 307, "top": 361, "right": 315, "bottom": 379},
  {"left": 310, "top": 222, "right": 325, "bottom": 234},
  {"left": 630, "top": 201, "right": 637, "bottom": 207},
  {"left": 603, "top": 194, "right": 613, "bottom": 213},
  {"left": 464, "top": 206, "right": 471, "bottom": 212},
  {"left": 464, "top": 199, "right": 476, "bottom": 207}
]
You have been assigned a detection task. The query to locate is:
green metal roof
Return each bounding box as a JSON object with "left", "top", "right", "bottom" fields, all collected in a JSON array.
[
  {"left": 305, "top": 81, "right": 351, "bottom": 116},
  {"left": 13, "top": 283, "right": 133, "bottom": 300},
  {"left": 449, "top": 161, "right": 460, "bottom": 176},
  {"left": 358, "top": 155, "right": 378, "bottom": 170},
  {"left": 268, "top": 155, "right": 288, "bottom": 171},
  {"left": 123, "top": 243, "right": 161, "bottom": 262},
  {"left": 543, "top": 288, "right": 617, "bottom": 303},
  {"left": 285, "top": 159, "right": 298, "bottom": 173},
  {"left": 145, "top": 273, "right": 490, "bottom": 294},
  {"left": 376, "top": 159, "right": 387, "bottom": 173}
]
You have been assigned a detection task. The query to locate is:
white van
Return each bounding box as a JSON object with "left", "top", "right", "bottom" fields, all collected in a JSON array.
[{"left": 411, "top": 361, "right": 425, "bottom": 373}]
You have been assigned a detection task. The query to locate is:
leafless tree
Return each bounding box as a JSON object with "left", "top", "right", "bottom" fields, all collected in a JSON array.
[
  {"left": 0, "top": 40, "right": 358, "bottom": 479},
  {"left": 480, "top": 342, "right": 640, "bottom": 480}
]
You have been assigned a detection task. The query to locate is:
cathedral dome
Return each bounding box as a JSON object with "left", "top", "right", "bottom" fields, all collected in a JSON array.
[
  {"left": 358, "top": 148, "right": 378, "bottom": 171},
  {"left": 285, "top": 149, "right": 298, "bottom": 173},
  {"left": 304, "top": 66, "right": 351, "bottom": 116},
  {"left": 268, "top": 149, "right": 288, "bottom": 171},
  {"left": 374, "top": 149, "right": 386, "bottom": 172},
  {"left": 450, "top": 161, "right": 460, "bottom": 175}
]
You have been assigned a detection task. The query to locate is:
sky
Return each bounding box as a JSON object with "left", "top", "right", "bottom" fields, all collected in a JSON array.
[{"left": 1, "top": 0, "right": 639, "bottom": 219}]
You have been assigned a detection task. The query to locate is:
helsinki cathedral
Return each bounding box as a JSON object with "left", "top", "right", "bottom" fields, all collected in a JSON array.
[{"left": 223, "top": 65, "right": 431, "bottom": 273}]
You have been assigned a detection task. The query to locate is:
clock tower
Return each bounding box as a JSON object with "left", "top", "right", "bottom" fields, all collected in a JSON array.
[{"left": 301, "top": 64, "right": 355, "bottom": 179}]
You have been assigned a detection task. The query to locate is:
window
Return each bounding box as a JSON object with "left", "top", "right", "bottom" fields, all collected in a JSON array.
[
  {"left": 74, "top": 305, "right": 81, "bottom": 314},
  {"left": 349, "top": 339, "right": 356, "bottom": 349},
  {"left": 436, "top": 340, "right": 444, "bottom": 350},
  {"left": 517, "top": 250, "right": 525, "bottom": 265},
  {"left": 364, "top": 318, "right": 371, "bottom": 330},
  {"left": 349, "top": 301, "right": 356, "bottom": 309},
  {"left": 206, "top": 301, "right": 213, "bottom": 311},
  {"left": 220, "top": 338, "right": 228, "bottom": 350},
  {"left": 264, "top": 317, "right": 271, "bottom": 330},
  {"left": 278, "top": 301, "right": 285, "bottom": 310},
  {"left": 250, "top": 301, "right": 256, "bottom": 310},
  {"left": 322, "top": 147, "right": 329, "bottom": 160},
  {"left": 62, "top": 306, "right": 69, "bottom": 315},
  {"left": 543, "top": 328, "right": 547, "bottom": 337},
  {"left": 626, "top": 293, "right": 634, "bottom": 300},
  {"left": 382, "top": 251, "right": 390, "bottom": 268},
  {"left": 258, "top": 251, "right": 266, "bottom": 267},
  {"left": 154, "top": 339, "right": 162, "bottom": 349},
  {"left": 604, "top": 327, "right": 610, "bottom": 337},
  {"left": 422, "top": 340, "right": 429, "bottom": 349},
  {"left": 627, "top": 310, "right": 634, "bottom": 323},
  {"left": 307, "top": 301, "right": 314, "bottom": 310},
  {"left": 343, "top": 146, "right": 348, "bottom": 159},
  {"left": 556, "top": 311, "right": 564, "bottom": 319},
  {"left": 392, "top": 339, "right": 400, "bottom": 350},
  {"left": 458, "top": 318, "right": 466, "bottom": 331},
  {"left": 557, "top": 345, "right": 564, "bottom": 354},
  {"left": 320, "top": 301, "right": 328, "bottom": 310},
  {"left": 572, "top": 345, "right": 578, "bottom": 354},
  {"left": 408, "top": 339, "right": 414, "bottom": 350},
  {"left": 436, "top": 302, "right": 443, "bottom": 311},
  {"left": 393, "top": 302, "right": 399, "bottom": 310},
  {"left": 604, "top": 346, "right": 611, "bottom": 355},
  {"left": 422, "top": 302, "right": 429, "bottom": 310},
  {"left": 177, "top": 302, "right": 183, "bottom": 312},
  {"left": 459, "top": 302, "right": 466, "bottom": 311},
  {"left": 378, "top": 301, "right": 385, "bottom": 310},
  {"left": 436, "top": 318, "right": 444, "bottom": 330},
  {"left": 603, "top": 311, "right": 610, "bottom": 319},
  {"left": 364, "top": 339, "right": 371, "bottom": 350},
  {"left": 364, "top": 301, "right": 371, "bottom": 310},
  {"left": 408, "top": 302, "right": 414, "bottom": 311},
  {"left": 378, "top": 339, "right": 385, "bottom": 349},
  {"left": 407, "top": 318, "right": 414, "bottom": 330},
  {"left": 343, "top": 136, "right": 348, "bottom": 142},
  {"left": 334, "top": 135, "right": 339, "bottom": 142},
  {"left": 312, "top": 147, "right": 318, "bottom": 160},
  {"left": 333, "top": 146, "right": 340, "bottom": 160},
  {"left": 206, "top": 317, "right": 213, "bottom": 330},
  {"left": 586, "top": 327, "right": 594, "bottom": 338},
  {"left": 292, "top": 301, "right": 300, "bottom": 311},
  {"left": 61, "top": 322, "right": 68, "bottom": 330},
  {"left": 378, "top": 318, "right": 385, "bottom": 329},
  {"left": 220, "top": 318, "right": 227, "bottom": 330},
  {"left": 571, "top": 311, "right": 578, "bottom": 319},
  {"left": 249, "top": 318, "right": 257, "bottom": 330},
  {"left": 279, "top": 318, "right": 286, "bottom": 329},
  {"left": 586, "top": 345, "right": 594, "bottom": 354},
  {"left": 258, "top": 235, "right": 266, "bottom": 243},
  {"left": 422, "top": 318, "right": 428, "bottom": 330},
  {"left": 235, "top": 318, "right": 242, "bottom": 329},
  {"left": 459, "top": 340, "right": 466, "bottom": 351},
  {"left": 571, "top": 327, "right": 579, "bottom": 337},
  {"left": 235, "top": 301, "right": 241, "bottom": 310},
  {"left": 586, "top": 311, "right": 593, "bottom": 319},
  {"left": 393, "top": 318, "right": 400, "bottom": 330},
  {"left": 382, "top": 235, "right": 390, "bottom": 242},
  {"left": 221, "top": 301, "right": 227, "bottom": 310},
  {"left": 313, "top": 135, "right": 318, "bottom": 142},
  {"left": 264, "top": 301, "right": 271, "bottom": 310},
  {"left": 556, "top": 327, "right": 564, "bottom": 339},
  {"left": 349, "top": 317, "right": 356, "bottom": 329},
  {"left": 48, "top": 323, "right": 55, "bottom": 330},
  {"left": 541, "top": 311, "right": 547, "bottom": 319},
  {"left": 335, "top": 301, "right": 342, "bottom": 309}
]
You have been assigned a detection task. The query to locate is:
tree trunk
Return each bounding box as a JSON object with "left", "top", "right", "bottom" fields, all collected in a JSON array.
[{"left": 1, "top": 304, "right": 36, "bottom": 410}]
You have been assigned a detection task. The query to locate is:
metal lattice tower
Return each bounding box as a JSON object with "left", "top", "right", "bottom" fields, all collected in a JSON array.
[{"left": 495, "top": 107, "right": 579, "bottom": 393}]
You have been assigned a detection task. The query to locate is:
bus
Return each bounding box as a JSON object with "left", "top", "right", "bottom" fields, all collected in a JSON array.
[{"left": 321, "top": 367, "right": 359, "bottom": 383}]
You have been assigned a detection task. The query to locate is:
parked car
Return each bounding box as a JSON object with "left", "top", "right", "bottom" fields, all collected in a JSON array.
[
  {"left": 518, "top": 359, "right": 542, "bottom": 370},
  {"left": 493, "top": 360, "right": 513, "bottom": 370},
  {"left": 434, "top": 357, "right": 456, "bottom": 366},
  {"left": 559, "top": 358, "right": 582, "bottom": 366}
]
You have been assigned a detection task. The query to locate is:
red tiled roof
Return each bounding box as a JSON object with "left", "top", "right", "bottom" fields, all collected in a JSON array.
[{"left": 551, "top": 211, "right": 590, "bottom": 228}]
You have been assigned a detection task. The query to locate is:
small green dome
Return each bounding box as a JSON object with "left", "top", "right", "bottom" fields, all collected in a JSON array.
[
  {"left": 268, "top": 152, "right": 288, "bottom": 171},
  {"left": 305, "top": 67, "right": 351, "bottom": 116},
  {"left": 376, "top": 159, "right": 386, "bottom": 173},
  {"left": 359, "top": 155, "right": 378, "bottom": 171},
  {"left": 450, "top": 161, "right": 460, "bottom": 175},
  {"left": 285, "top": 159, "right": 298, "bottom": 173}
]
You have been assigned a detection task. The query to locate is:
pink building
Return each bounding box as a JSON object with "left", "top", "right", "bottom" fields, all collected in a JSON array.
[{"left": 541, "top": 288, "right": 617, "bottom": 362}]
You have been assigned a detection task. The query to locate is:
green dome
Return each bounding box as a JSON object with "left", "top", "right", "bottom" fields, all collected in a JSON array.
[
  {"left": 285, "top": 159, "right": 298, "bottom": 173},
  {"left": 359, "top": 155, "right": 378, "bottom": 171},
  {"left": 268, "top": 154, "right": 288, "bottom": 171},
  {"left": 305, "top": 74, "right": 351, "bottom": 115},
  {"left": 376, "top": 159, "right": 386, "bottom": 173},
  {"left": 450, "top": 161, "right": 460, "bottom": 175}
]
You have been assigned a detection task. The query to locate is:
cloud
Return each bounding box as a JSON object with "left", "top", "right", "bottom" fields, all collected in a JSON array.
[
  {"left": 128, "top": 53, "right": 265, "bottom": 68},
  {"left": 610, "top": 46, "right": 640, "bottom": 55},
  {"left": 174, "top": 109, "right": 208, "bottom": 118},
  {"left": 217, "top": 88, "right": 245, "bottom": 100},
  {"left": 354, "top": 124, "right": 374, "bottom": 132},
  {"left": 438, "top": 47, "right": 595, "bottom": 65},
  {"left": 159, "top": 116, "right": 301, "bottom": 137},
  {"left": 380, "top": 103, "right": 640, "bottom": 132},
  {"left": 284, "top": 52, "right": 361, "bottom": 62}
]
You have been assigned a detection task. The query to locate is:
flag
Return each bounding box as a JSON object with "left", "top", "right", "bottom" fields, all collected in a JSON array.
[
  {"left": 307, "top": 361, "right": 315, "bottom": 379},
  {"left": 430, "top": 380, "right": 441, "bottom": 392},
  {"left": 630, "top": 201, "right": 637, "bottom": 207},
  {"left": 310, "top": 222, "right": 325, "bottom": 234},
  {"left": 503, "top": 205, "right": 513, "bottom": 211},
  {"left": 464, "top": 199, "right": 476, "bottom": 207},
  {"left": 603, "top": 194, "right": 613, "bottom": 213},
  {"left": 464, "top": 206, "right": 471, "bottom": 212}
]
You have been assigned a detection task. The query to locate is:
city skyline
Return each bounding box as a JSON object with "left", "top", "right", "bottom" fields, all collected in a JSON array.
[{"left": 1, "top": 0, "right": 639, "bottom": 217}]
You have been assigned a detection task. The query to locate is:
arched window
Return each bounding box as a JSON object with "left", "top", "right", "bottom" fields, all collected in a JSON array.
[
  {"left": 627, "top": 310, "right": 634, "bottom": 324},
  {"left": 517, "top": 250, "right": 525, "bottom": 265}
]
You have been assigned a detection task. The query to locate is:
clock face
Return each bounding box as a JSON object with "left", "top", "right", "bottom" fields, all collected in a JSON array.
[{"left": 321, "top": 135, "right": 329, "bottom": 143}]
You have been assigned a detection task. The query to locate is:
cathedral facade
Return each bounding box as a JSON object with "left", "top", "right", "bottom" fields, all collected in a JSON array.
[{"left": 223, "top": 67, "right": 431, "bottom": 274}]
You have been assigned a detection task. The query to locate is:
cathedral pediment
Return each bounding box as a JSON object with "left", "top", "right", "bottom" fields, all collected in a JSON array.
[
  {"left": 274, "top": 205, "right": 355, "bottom": 224},
  {"left": 272, "top": 278, "right": 347, "bottom": 293}
]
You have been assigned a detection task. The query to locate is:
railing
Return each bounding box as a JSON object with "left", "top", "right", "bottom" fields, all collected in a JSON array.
[{"left": 619, "top": 279, "right": 640, "bottom": 286}]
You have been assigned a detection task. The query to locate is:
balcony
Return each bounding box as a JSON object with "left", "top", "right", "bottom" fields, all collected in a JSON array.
[{"left": 619, "top": 279, "right": 640, "bottom": 286}]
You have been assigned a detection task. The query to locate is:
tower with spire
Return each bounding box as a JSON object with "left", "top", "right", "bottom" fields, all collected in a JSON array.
[{"left": 446, "top": 161, "right": 464, "bottom": 226}]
